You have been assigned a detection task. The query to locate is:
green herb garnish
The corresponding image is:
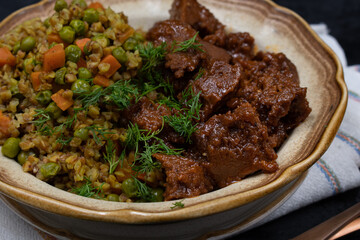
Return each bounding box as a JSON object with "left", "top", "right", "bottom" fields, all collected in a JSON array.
[
  {"left": 71, "top": 178, "right": 104, "bottom": 199},
  {"left": 77, "top": 80, "right": 138, "bottom": 111},
  {"left": 104, "top": 140, "right": 121, "bottom": 174},
  {"left": 170, "top": 200, "right": 185, "bottom": 209},
  {"left": 86, "top": 125, "right": 114, "bottom": 145},
  {"left": 123, "top": 123, "right": 183, "bottom": 174},
  {"left": 164, "top": 88, "right": 202, "bottom": 143},
  {"left": 172, "top": 32, "right": 204, "bottom": 53},
  {"left": 194, "top": 67, "right": 204, "bottom": 81},
  {"left": 32, "top": 109, "right": 52, "bottom": 135},
  {"left": 138, "top": 42, "right": 166, "bottom": 72}
]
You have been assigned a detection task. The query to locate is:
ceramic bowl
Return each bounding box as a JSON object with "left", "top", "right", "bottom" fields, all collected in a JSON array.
[{"left": 0, "top": 0, "right": 347, "bottom": 239}]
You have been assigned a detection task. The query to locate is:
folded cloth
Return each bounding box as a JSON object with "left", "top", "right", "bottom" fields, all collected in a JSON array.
[{"left": 0, "top": 24, "right": 359, "bottom": 240}]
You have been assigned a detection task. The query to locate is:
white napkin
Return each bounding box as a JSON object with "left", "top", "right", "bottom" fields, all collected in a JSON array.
[{"left": 0, "top": 24, "right": 359, "bottom": 240}]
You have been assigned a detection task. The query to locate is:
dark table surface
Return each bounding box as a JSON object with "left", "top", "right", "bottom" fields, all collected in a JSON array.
[{"left": 0, "top": 0, "right": 359, "bottom": 239}]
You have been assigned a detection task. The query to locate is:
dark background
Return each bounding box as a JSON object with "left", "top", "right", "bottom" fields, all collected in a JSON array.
[{"left": 0, "top": 0, "right": 359, "bottom": 239}]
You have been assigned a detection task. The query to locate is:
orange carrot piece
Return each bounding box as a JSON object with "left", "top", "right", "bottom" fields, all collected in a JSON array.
[
  {"left": 88, "top": 2, "right": 104, "bottom": 9},
  {"left": 43, "top": 44, "right": 65, "bottom": 72},
  {"left": 0, "top": 111, "right": 11, "bottom": 136},
  {"left": 75, "top": 38, "right": 91, "bottom": 53},
  {"left": 100, "top": 55, "right": 121, "bottom": 78},
  {"left": 77, "top": 57, "right": 87, "bottom": 69},
  {"left": 118, "top": 28, "right": 134, "bottom": 44},
  {"left": 93, "top": 74, "right": 111, "bottom": 87},
  {"left": 0, "top": 47, "right": 16, "bottom": 67},
  {"left": 31, "top": 71, "right": 42, "bottom": 91},
  {"left": 47, "top": 33, "right": 64, "bottom": 44},
  {"left": 51, "top": 89, "right": 74, "bottom": 111}
]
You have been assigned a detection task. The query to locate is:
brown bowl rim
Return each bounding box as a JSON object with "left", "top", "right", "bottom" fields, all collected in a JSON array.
[{"left": 0, "top": 0, "right": 347, "bottom": 224}]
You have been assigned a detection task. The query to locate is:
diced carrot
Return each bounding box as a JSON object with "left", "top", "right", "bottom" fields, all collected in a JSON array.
[
  {"left": 118, "top": 28, "right": 134, "bottom": 44},
  {"left": 43, "top": 44, "right": 65, "bottom": 72},
  {"left": 51, "top": 89, "right": 74, "bottom": 111},
  {"left": 0, "top": 111, "right": 11, "bottom": 136},
  {"left": 88, "top": 2, "right": 104, "bottom": 9},
  {"left": 0, "top": 47, "right": 16, "bottom": 67},
  {"left": 93, "top": 74, "right": 111, "bottom": 87},
  {"left": 31, "top": 71, "right": 42, "bottom": 91},
  {"left": 47, "top": 33, "right": 64, "bottom": 44},
  {"left": 99, "top": 55, "right": 121, "bottom": 78},
  {"left": 77, "top": 57, "right": 87, "bottom": 69},
  {"left": 75, "top": 38, "right": 91, "bottom": 53}
]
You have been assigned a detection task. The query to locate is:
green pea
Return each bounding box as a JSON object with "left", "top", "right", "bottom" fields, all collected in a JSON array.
[
  {"left": 17, "top": 151, "right": 35, "bottom": 166},
  {"left": 23, "top": 57, "right": 35, "bottom": 74},
  {"left": 91, "top": 85, "right": 102, "bottom": 92},
  {"left": 65, "top": 45, "right": 82, "bottom": 63},
  {"left": 70, "top": 19, "right": 86, "bottom": 36},
  {"left": 71, "top": 79, "right": 91, "bottom": 95},
  {"left": 36, "top": 90, "right": 52, "bottom": 105},
  {"left": 74, "top": 128, "right": 89, "bottom": 141},
  {"left": 20, "top": 36, "right": 36, "bottom": 52},
  {"left": 83, "top": 8, "right": 99, "bottom": 24},
  {"left": 83, "top": 43, "right": 91, "bottom": 56},
  {"left": 112, "top": 47, "right": 127, "bottom": 64},
  {"left": 71, "top": 0, "right": 87, "bottom": 9},
  {"left": 123, "top": 37, "right": 137, "bottom": 51},
  {"left": 9, "top": 78, "right": 19, "bottom": 95},
  {"left": 55, "top": 67, "right": 67, "bottom": 85},
  {"left": 150, "top": 188, "right": 164, "bottom": 202},
  {"left": 59, "top": 26, "right": 75, "bottom": 44},
  {"left": 133, "top": 32, "right": 145, "bottom": 42},
  {"left": 12, "top": 41, "right": 20, "bottom": 55},
  {"left": 121, "top": 178, "right": 138, "bottom": 198},
  {"left": 92, "top": 34, "right": 110, "bottom": 48},
  {"left": 40, "top": 162, "right": 61, "bottom": 179},
  {"left": 1, "top": 137, "right": 21, "bottom": 159},
  {"left": 44, "top": 18, "right": 50, "bottom": 28},
  {"left": 54, "top": 0, "right": 68, "bottom": 12},
  {"left": 78, "top": 67, "right": 92, "bottom": 79},
  {"left": 106, "top": 194, "right": 120, "bottom": 202},
  {"left": 46, "top": 102, "right": 63, "bottom": 118}
]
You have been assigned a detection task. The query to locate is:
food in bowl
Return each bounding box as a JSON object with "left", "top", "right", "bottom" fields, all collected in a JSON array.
[{"left": 0, "top": 0, "right": 311, "bottom": 203}]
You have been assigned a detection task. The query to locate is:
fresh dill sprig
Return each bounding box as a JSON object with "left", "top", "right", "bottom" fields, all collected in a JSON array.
[
  {"left": 170, "top": 200, "right": 185, "bottom": 209},
  {"left": 181, "top": 88, "right": 202, "bottom": 121},
  {"left": 105, "top": 80, "right": 139, "bottom": 110},
  {"left": 194, "top": 67, "right": 205, "bottom": 81},
  {"left": 124, "top": 122, "right": 143, "bottom": 151},
  {"left": 157, "top": 95, "right": 182, "bottom": 110},
  {"left": 122, "top": 123, "right": 182, "bottom": 173},
  {"left": 56, "top": 135, "right": 73, "bottom": 147},
  {"left": 172, "top": 32, "right": 205, "bottom": 53},
  {"left": 71, "top": 178, "right": 104, "bottom": 199},
  {"left": 53, "top": 108, "right": 82, "bottom": 146},
  {"left": 132, "top": 176, "right": 153, "bottom": 201},
  {"left": 132, "top": 141, "right": 163, "bottom": 174},
  {"left": 76, "top": 87, "right": 103, "bottom": 109},
  {"left": 86, "top": 125, "right": 114, "bottom": 145},
  {"left": 77, "top": 80, "right": 138, "bottom": 111},
  {"left": 164, "top": 114, "right": 198, "bottom": 143},
  {"left": 137, "top": 42, "right": 167, "bottom": 72},
  {"left": 104, "top": 140, "right": 121, "bottom": 174},
  {"left": 164, "top": 88, "right": 202, "bottom": 143},
  {"left": 32, "top": 109, "right": 52, "bottom": 135}
]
